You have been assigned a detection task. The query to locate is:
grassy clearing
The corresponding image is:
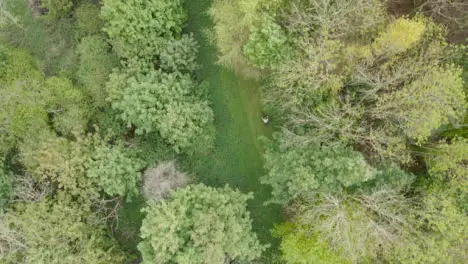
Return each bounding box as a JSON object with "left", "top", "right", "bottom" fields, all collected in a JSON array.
[
  {"left": 183, "top": 0, "right": 282, "bottom": 255},
  {"left": 116, "top": 0, "right": 282, "bottom": 259}
]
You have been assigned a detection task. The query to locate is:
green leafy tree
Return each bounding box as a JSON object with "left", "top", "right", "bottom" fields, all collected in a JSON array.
[
  {"left": 244, "top": 18, "right": 292, "bottom": 69},
  {"left": 77, "top": 35, "right": 118, "bottom": 107},
  {"left": 208, "top": 0, "right": 281, "bottom": 77},
  {"left": 75, "top": 3, "right": 104, "bottom": 37},
  {"left": 374, "top": 64, "right": 465, "bottom": 143},
  {"left": 262, "top": 134, "right": 376, "bottom": 204},
  {"left": 86, "top": 141, "right": 145, "bottom": 198},
  {"left": 427, "top": 137, "right": 468, "bottom": 191},
  {"left": 42, "top": 0, "right": 74, "bottom": 19},
  {"left": 159, "top": 34, "right": 199, "bottom": 73},
  {"left": 44, "top": 76, "right": 91, "bottom": 135},
  {"left": 138, "top": 184, "right": 266, "bottom": 264},
  {"left": 107, "top": 70, "right": 213, "bottom": 152},
  {"left": 19, "top": 132, "right": 99, "bottom": 201},
  {"left": 389, "top": 185, "right": 468, "bottom": 263},
  {"left": 1, "top": 201, "right": 127, "bottom": 263},
  {"left": 101, "top": 0, "right": 186, "bottom": 59}
]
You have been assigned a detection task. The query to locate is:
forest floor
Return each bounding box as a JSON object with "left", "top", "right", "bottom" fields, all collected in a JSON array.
[{"left": 184, "top": 0, "right": 282, "bottom": 257}]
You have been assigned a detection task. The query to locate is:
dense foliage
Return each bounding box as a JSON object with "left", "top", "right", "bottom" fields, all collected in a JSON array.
[
  {"left": 138, "top": 184, "right": 265, "bottom": 263},
  {"left": 0, "top": 0, "right": 466, "bottom": 263}
]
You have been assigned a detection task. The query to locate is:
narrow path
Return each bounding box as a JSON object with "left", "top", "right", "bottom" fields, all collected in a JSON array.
[{"left": 184, "top": 0, "right": 282, "bottom": 253}]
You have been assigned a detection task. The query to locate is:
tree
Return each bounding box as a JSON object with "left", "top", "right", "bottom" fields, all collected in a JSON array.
[
  {"left": 426, "top": 137, "right": 468, "bottom": 191},
  {"left": 141, "top": 160, "right": 190, "bottom": 203},
  {"left": 44, "top": 76, "right": 91, "bottom": 135},
  {"left": 159, "top": 34, "right": 199, "bottom": 73},
  {"left": 41, "top": 0, "right": 74, "bottom": 19},
  {"left": 208, "top": 0, "right": 275, "bottom": 78},
  {"left": 138, "top": 184, "right": 266, "bottom": 264},
  {"left": 107, "top": 69, "right": 213, "bottom": 152},
  {"left": 373, "top": 64, "right": 465, "bottom": 143},
  {"left": 77, "top": 35, "right": 118, "bottom": 107},
  {"left": 388, "top": 185, "right": 468, "bottom": 263},
  {"left": 273, "top": 222, "right": 351, "bottom": 264},
  {"left": 243, "top": 18, "right": 293, "bottom": 69},
  {"left": 19, "top": 132, "right": 99, "bottom": 201},
  {"left": 101, "top": 0, "right": 186, "bottom": 59},
  {"left": 373, "top": 17, "right": 426, "bottom": 56},
  {"left": 262, "top": 133, "right": 376, "bottom": 204},
  {"left": 86, "top": 141, "right": 146, "bottom": 198},
  {"left": 291, "top": 189, "right": 415, "bottom": 262},
  {"left": 75, "top": 3, "right": 104, "bottom": 37},
  {"left": 0, "top": 201, "right": 127, "bottom": 263},
  {"left": 0, "top": 158, "right": 13, "bottom": 209}
]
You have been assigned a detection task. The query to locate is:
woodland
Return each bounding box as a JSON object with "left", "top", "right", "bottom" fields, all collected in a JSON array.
[{"left": 0, "top": 0, "right": 467, "bottom": 263}]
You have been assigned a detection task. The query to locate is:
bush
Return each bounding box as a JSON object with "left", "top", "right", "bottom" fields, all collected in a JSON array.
[
  {"left": 141, "top": 161, "right": 190, "bottom": 203},
  {"left": 107, "top": 69, "right": 214, "bottom": 152},
  {"left": 101, "top": 0, "right": 186, "bottom": 59},
  {"left": 138, "top": 184, "right": 266, "bottom": 263}
]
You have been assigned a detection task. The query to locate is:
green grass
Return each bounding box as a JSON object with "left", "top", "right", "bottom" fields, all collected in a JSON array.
[
  {"left": 116, "top": 0, "right": 282, "bottom": 259},
  {"left": 183, "top": 0, "right": 282, "bottom": 256}
]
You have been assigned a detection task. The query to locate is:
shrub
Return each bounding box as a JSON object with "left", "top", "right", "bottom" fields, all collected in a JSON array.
[
  {"left": 138, "top": 184, "right": 266, "bottom": 263},
  {"left": 141, "top": 160, "right": 190, "bottom": 203}
]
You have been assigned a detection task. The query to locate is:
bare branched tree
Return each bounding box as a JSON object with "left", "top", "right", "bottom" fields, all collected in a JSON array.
[
  {"left": 141, "top": 161, "right": 190, "bottom": 203},
  {"left": 12, "top": 174, "right": 51, "bottom": 203}
]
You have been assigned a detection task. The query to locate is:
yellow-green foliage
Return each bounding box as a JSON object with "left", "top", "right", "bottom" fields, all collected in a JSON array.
[
  {"left": 208, "top": 0, "right": 281, "bottom": 78},
  {"left": 428, "top": 138, "right": 468, "bottom": 190},
  {"left": 274, "top": 223, "right": 350, "bottom": 264},
  {"left": 19, "top": 133, "right": 100, "bottom": 201},
  {"left": 377, "top": 65, "right": 465, "bottom": 143},
  {"left": 1, "top": 201, "right": 127, "bottom": 263},
  {"left": 373, "top": 18, "right": 426, "bottom": 55}
]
